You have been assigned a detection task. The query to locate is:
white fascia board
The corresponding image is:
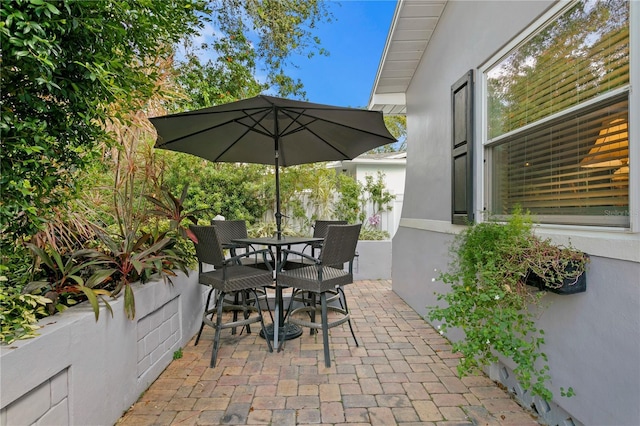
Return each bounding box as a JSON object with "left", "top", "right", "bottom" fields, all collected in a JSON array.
[
  {"left": 369, "top": 0, "right": 406, "bottom": 108},
  {"left": 368, "top": 92, "right": 407, "bottom": 111}
]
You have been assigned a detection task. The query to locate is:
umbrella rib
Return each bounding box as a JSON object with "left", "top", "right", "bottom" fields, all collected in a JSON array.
[
  {"left": 154, "top": 106, "right": 274, "bottom": 148},
  {"left": 276, "top": 108, "right": 307, "bottom": 136},
  {"left": 277, "top": 108, "right": 395, "bottom": 159},
  {"left": 209, "top": 108, "right": 276, "bottom": 161},
  {"left": 279, "top": 108, "right": 396, "bottom": 141},
  {"left": 234, "top": 109, "right": 276, "bottom": 139}
]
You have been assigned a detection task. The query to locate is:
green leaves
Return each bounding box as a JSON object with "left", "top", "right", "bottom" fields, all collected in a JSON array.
[
  {"left": 79, "top": 286, "right": 112, "bottom": 322},
  {"left": 124, "top": 284, "right": 135, "bottom": 320},
  {"left": 0, "top": 285, "right": 49, "bottom": 344},
  {"left": 1, "top": 0, "right": 208, "bottom": 243},
  {"left": 428, "top": 209, "right": 572, "bottom": 402},
  {"left": 144, "top": 184, "right": 203, "bottom": 243}
]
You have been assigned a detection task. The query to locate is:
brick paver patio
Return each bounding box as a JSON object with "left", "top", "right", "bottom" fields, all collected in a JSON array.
[{"left": 117, "top": 280, "right": 539, "bottom": 425}]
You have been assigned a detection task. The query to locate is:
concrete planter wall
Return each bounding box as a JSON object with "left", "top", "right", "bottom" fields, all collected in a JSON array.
[
  {"left": 0, "top": 271, "right": 205, "bottom": 426},
  {"left": 354, "top": 240, "right": 392, "bottom": 280}
]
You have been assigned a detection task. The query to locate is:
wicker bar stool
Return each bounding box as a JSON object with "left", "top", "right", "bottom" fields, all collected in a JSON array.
[
  {"left": 190, "top": 225, "right": 274, "bottom": 367},
  {"left": 277, "top": 223, "right": 361, "bottom": 367}
]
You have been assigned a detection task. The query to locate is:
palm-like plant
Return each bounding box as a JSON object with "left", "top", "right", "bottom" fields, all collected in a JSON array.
[
  {"left": 25, "top": 244, "right": 112, "bottom": 318},
  {"left": 145, "top": 184, "right": 202, "bottom": 243},
  {"left": 84, "top": 230, "right": 184, "bottom": 319}
]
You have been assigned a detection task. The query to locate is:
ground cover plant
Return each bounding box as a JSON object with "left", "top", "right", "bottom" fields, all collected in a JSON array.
[{"left": 429, "top": 209, "right": 588, "bottom": 401}]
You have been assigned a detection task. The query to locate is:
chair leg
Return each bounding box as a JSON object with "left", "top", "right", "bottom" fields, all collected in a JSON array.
[
  {"left": 309, "top": 292, "right": 317, "bottom": 335},
  {"left": 231, "top": 291, "right": 240, "bottom": 335},
  {"left": 195, "top": 287, "right": 215, "bottom": 346},
  {"left": 211, "top": 291, "right": 226, "bottom": 368},
  {"left": 242, "top": 290, "right": 252, "bottom": 335},
  {"left": 252, "top": 288, "right": 273, "bottom": 354},
  {"left": 339, "top": 287, "right": 358, "bottom": 347},
  {"left": 321, "top": 292, "right": 331, "bottom": 368},
  {"left": 262, "top": 287, "right": 274, "bottom": 323}
]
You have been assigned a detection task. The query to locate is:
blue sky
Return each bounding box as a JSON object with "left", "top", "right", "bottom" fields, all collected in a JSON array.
[
  {"left": 183, "top": 1, "right": 397, "bottom": 108},
  {"left": 282, "top": 1, "right": 396, "bottom": 108}
]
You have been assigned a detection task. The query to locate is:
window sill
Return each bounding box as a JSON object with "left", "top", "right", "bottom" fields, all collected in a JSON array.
[{"left": 398, "top": 218, "right": 640, "bottom": 263}]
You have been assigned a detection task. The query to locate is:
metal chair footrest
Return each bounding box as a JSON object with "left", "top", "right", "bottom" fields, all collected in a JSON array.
[
  {"left": 203, "top": 315, "right": 262, "bottom": 330},
  {"left": 288, "top": 306, "right": 351, "bottom": 330},
  {"left": 293, "top": 291, "right": 340, "bottom": 305},
  {"left": 203, "top": 303, "right": 260, "bottom": 316}
]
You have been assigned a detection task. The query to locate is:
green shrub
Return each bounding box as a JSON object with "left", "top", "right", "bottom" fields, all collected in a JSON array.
[
  {"left": 358, "top": 228, "right": 390, "bottom": 240},
  {"left": 0, "top": 283, "right": 50, "bottom": 344},
  {"left": 428, "top": 209, "right": 586, "bottom": 401}
]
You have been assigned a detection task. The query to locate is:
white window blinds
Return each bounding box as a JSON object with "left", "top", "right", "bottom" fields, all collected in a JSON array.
[
  {"left": 486, "top": 0, "right": 629, "bottom": 227},
  {"left": 491, "top": 95, "right": 628, "bottom": 226}
]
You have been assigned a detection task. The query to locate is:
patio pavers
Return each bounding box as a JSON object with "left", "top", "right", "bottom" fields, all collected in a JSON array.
[{"left": 117, "top": 280, "right": 539, "bottom": 426}]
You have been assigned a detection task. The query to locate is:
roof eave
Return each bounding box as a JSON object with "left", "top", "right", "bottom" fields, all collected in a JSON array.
[{"left": 368, "top": 0, "right": 447, "bottom": 115}]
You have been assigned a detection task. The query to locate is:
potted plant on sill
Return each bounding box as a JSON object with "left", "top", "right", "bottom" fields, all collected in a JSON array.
[
  {"left": 524, "top": 236, "right": 589, "bottom": 295},
  {"left": 428, "top": 208, "right": 588, "bottom": 401}
]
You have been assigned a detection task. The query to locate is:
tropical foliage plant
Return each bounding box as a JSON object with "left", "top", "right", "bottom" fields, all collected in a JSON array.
[
  {"left": 24, "top": 244, "right": 112, "bottom": 317},
  {"left": 83, "top": 230, "right": 184, "bottom": 320},
  {"left": 19, "top": 184, "right": 197, "bottom": 325},
  {"left": 145, "top": 185, "right": 203, "bottom": 244}
]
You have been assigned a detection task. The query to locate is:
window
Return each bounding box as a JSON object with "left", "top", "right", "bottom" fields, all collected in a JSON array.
[{"left": 485, "top": 0, "right": 630, "bottom": 227}]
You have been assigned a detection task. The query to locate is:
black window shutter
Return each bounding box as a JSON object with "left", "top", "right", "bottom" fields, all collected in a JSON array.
[{"left": 451, "top": 70, "right": 474, "bottom": 224}]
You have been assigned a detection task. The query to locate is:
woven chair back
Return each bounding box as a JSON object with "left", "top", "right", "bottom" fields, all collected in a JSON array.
[
  {"left": 319, "top": 224, "right": 361, "bottom": 267},
  {"left": 313, "top": 220, "right": 347, "bottom": 239},
  {"left": 210, "top": 220, "right": 249, "bottom": 244},
  {"left": 189, "top": 225, "right": 226, "bottom": 268}
]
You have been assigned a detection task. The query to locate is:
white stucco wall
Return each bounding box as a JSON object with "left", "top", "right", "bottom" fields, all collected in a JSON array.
[
  {"left": 0, "top": 272, "right": 205, "bottom": 426},
  {"left": 391, "top": 1, "right": 640, "bottom": 425}
]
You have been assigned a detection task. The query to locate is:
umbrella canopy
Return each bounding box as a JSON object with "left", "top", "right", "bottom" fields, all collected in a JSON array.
[{"left": 150, "top": 95, "right": 396, "bottom": 238}]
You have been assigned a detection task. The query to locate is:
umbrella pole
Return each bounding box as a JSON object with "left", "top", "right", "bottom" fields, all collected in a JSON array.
[
  {"left": 274, "top": 106, "right": 282, "bottom": 240},
  {"left": 275, "top": 153, "right": 282, "bottom": 240}
]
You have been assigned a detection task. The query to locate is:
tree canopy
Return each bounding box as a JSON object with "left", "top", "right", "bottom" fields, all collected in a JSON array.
[
  {"left": 0, "top": 0, "right": 331, "bottom": 245},
  {"left": 1, "top": 0, "right": 208, "bottom": 239}
]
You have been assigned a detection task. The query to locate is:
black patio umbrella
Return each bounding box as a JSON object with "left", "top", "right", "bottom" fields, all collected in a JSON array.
[{"left": 149, "top": 95, "right": 396, "bottom": 239}]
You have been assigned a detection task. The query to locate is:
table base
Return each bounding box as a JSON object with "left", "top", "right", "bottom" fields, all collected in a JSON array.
[{"left": 260, "top": 323, "right": 302, "bottom": 341}]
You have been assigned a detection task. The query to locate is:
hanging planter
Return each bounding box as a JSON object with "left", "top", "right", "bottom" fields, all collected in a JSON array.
[
  {"left": 524, "top": 239, "right": 589, "bottom": 295},
  {"left": 525, "top": 259, "right": 588, "bottom": 295}
]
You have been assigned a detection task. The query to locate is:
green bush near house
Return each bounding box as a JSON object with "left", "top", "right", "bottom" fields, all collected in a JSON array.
[
  {"left": 358, "top": 228, "right": 390, "bottom": 241},
  {"left": 429, "top": 208, "right": 587, "bottom": 401}
]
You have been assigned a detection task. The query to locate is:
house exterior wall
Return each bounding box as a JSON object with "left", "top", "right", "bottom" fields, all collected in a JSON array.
[{"left": 392, "top": 1, "right": 639, "bottom": 425}]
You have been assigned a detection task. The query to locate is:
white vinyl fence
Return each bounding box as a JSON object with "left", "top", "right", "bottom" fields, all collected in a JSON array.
[{"left": 262, "top": 190, "right": 401, "bottom": 238}]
